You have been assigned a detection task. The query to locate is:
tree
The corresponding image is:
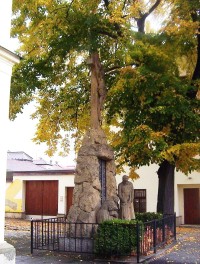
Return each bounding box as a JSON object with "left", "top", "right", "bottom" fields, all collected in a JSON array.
[
  {"left": 10, "top": 0, "right": 132, "bottom": 154},
  {"left": 107, "top": 0, "right": 200, "bottom": 214},
  {"left": 157, "top": 0, "right": 200, "bottom": 214},
  {"left": 11, "top": 0, "right": 199, "bottom": 214},
  {"left": 11, "top": 0, "right": 163, "bottom": 152}
]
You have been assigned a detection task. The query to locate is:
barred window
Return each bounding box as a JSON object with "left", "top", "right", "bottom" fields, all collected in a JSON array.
[{"left": 134, "top": 189, "right": 146, "bottom": 213}]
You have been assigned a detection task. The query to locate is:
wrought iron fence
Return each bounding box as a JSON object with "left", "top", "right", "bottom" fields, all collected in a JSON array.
[
  {"left": 31, "top": 213, "right": 176, "bottom": 263},
  {"left": 136, "top": 214, "right": 176, "bottom": 262}
]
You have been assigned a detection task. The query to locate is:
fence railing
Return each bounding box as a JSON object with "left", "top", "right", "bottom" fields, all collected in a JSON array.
[
  {"left": 136, "top": 214, "right": 176, "bottom": 262},
  {"left": 31, "top": 214, "right": 176, "bottom": 263}
]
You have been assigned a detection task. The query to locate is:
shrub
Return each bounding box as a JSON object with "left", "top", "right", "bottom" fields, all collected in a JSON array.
[
  {"left": 135, "top": 212, "right": 163, "bottom": 223},
  {"left": 94, "top": 219, "right": 141, "bottom": 257}
]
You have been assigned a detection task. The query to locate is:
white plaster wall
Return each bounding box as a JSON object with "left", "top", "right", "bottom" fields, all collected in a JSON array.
[
  {"left": 0, "top": 50, "right": 19, "bottom": 243},
  {"left": 0, "top": 54, "right": 13, "bottom": 242},
  {"left": 175, "top": 170, "right": 200, "bottom": 185},
  {"left": 0, "top": 2, "right": 19, "bottom": 262},
  {"left": 58, "top": 176, "right": 74, "bottom": 215}
]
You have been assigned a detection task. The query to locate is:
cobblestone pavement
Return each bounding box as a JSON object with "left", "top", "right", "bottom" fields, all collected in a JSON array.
[
  {"left": 4, "top": 218, "right": 200, "bottom": 264},
  {"left": 146, "top": 226, "right": 200, "bottom": 264}
]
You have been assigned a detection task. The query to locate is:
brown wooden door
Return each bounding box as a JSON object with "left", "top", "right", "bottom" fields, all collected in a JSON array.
[
  {"left": 184, "top": 188, "right": 200, "bottom": 224},
  {"left": 26, "top": 181, "right": 58, "bottom": 216},
  {"left": 66, "top": 187, "right": 74, "bottom": 215}
]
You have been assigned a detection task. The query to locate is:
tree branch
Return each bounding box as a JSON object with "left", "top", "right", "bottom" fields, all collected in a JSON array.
[
  {"left": 66, "top": 0, "right": 75, "bottom": 18},
  {"left": 147, "top": 0, "right": 162, "bottom": 17},
  {"left": 103, "top": 0, "right": 110, "bottom": 9},
  {"left": 105, "top": 62, "right": 138, "bottom": 74},
  {"left": 188, "top": 8, "right": 200, "bottom": 98},
  {"left": 97, "top": 29, "right": 119, "bottom": 39},
  {"left": 136, "top": 0, "right": 162, "bottom": 33}
]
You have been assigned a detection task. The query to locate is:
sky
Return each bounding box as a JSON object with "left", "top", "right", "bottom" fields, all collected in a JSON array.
[
  {"left": 2, "top": 4, "right": 76, "bottom": 166},
  {"left": 8, "top": 103, "right": 76, "bottom": 166}
]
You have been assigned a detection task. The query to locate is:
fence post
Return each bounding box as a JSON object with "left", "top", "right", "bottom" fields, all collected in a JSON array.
[
  {"left": 153, "top": 219, "right": 157, "bottom": 254},
  {"left": 162, "top": 216, "right": 165, "bottom": 243},
  {"left": 41, "top": 219, "right": 44, "bottom": 250},
  {"left": 174, "top": 213, "right": 176, "bottom": 240},
  {"left": 31, "top": 220, "right": 33, "bottom": 254},
  {"left": 136, "top": 222, "right": 140, "bottom": 263}
]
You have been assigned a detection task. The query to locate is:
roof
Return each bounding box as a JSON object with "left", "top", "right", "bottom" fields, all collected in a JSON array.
[
  {"left": 7, "top": 151, "right": 75, "bottom": 174},
  {"left": 7, "top": 151, "right": 33, "bottom": 161},
  {"left": 0, "top": 45, "right": 21, "bottom": 63}
]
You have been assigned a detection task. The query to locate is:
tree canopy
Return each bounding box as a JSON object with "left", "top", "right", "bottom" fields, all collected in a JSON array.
[{"left": 11, "top": 0, "right": 199, "bottom": 177}]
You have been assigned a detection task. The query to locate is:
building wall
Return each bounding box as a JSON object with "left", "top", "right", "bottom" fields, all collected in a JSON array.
[
  {"left": 0, "top": 48, "right": 20, "bottom": 242},
  {"left": 5, "top": 180, "right": 23, "bottom": 213},
  {"left": 5, "top": 166, "right": 200, "bottom": 222},
  {"left": 117, "top": 165, "right": 200, "bottom": 222},
  {"left": 58, "top": 176, "right": 74, "bottom": 215},
  {"left": 5, "top": 174, "right": 75, "bottom": 218},
  {"left": 174, "top": 169, "right": 200, "bottom": 223},
  {"left": 116, "top": 164, "right": 159, "bottom": 213}
]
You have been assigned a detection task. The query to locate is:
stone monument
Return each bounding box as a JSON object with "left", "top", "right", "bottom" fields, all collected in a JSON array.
[
  {"left": 67, "top": 52, "right": 118, "bottom": 223},
  {"left": 118, "top": 175, "right": 135, "bottom": 220},
  {"left": 96, "top": 196, "right": 119, "bottom": 224}
]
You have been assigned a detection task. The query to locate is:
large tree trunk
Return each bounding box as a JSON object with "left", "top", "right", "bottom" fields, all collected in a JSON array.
[
  {"left": 157, "top": 160, "right": 175, "bottom": 215},
  {"left": 188, "top": 10, "right": 200, "bottom": 98},
  {"left": 87, "top": 52, "right": 106, "bottom": 129}
]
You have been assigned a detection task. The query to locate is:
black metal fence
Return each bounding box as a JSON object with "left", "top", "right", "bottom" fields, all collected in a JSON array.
[
  {"left": 31, "top": 214, "right": 176, "bottom": 263},
  {"left": 136, "top": 214, "right": 176, "bottom": 262}
]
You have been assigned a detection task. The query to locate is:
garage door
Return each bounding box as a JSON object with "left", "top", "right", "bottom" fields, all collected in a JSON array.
[
  {"left": 25, "top": 180, "right": 58, "bottom": 216},
  {"left": 184, "top": 188, "right": 200, "bottom": 224}
]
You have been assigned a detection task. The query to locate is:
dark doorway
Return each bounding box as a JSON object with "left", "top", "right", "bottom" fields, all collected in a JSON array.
[
  {"left": 66, "top": 187, "right": 74, "bottom": 215},
  {"left": 184, "top": 188, "right": 200, "bottom": 224}
]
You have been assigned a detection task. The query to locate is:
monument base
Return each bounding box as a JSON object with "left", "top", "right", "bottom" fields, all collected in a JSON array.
[
  {"left": 59, "top": 237, "right": 93, "bottom": 253},
  {"left": 0, "top": 241, "right": 15, "bottom": 264}
]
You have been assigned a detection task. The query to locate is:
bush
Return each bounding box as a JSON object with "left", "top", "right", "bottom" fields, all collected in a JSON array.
[
  {"left": 94, "top": 219, "right": 141, "bottom": 257},
  {"left": 135, "top": 212, "right": 163, "bottom": 223}
]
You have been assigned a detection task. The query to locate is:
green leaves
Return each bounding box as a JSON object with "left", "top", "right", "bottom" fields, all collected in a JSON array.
[{"left": 10, "top": 0, "right": 199, "bottom": 174}]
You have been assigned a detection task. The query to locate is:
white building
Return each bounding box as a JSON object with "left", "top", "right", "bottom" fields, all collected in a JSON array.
[
  {"left": 6, "top": 151, "right": 75, "bottom": 219},
  {"left": 6, "top": 150, "right": 200, "bottom": 225},
  {"left": 117, "top": 165, "right": 200, "bottom": 225},
  {"left": 0, "top": 0, "right": 20, "bottom": 263}
]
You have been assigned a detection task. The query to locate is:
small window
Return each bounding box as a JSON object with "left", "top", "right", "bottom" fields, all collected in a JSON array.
[{"left": 134, "top": 189, "right": 146, "bottom": 213}]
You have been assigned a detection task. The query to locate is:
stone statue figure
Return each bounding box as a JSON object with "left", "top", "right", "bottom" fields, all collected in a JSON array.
[
  {"left": 96, "top": 196, "right": 119, "bottom": 223},
  {"left": 118, "top": 175, "right": 135, "bottom": 220}
]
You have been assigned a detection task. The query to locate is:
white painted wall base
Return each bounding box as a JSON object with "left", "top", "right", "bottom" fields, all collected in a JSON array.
[
  {"left": 0, "top": 241, "right": 15, "bottom": 264},
  {"left": 5, "top": 213, "right": 26, "bottom": 219}
]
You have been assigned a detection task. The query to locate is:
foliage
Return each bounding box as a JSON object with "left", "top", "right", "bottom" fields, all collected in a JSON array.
[
  {"left": 108, "top": 50, "right": 200, "bottom": 172},
  {"left": 10, "top": 0, "right": 200, "bottom": 175},
  {"left": 94, "top": 219, "right": 141, "bottom": 256},
  {"left": 106, "top": 1, "right": 200, "bottom": 174},
  {"left": 135, "top": 212, "right": 163, "bottom": 223}
]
